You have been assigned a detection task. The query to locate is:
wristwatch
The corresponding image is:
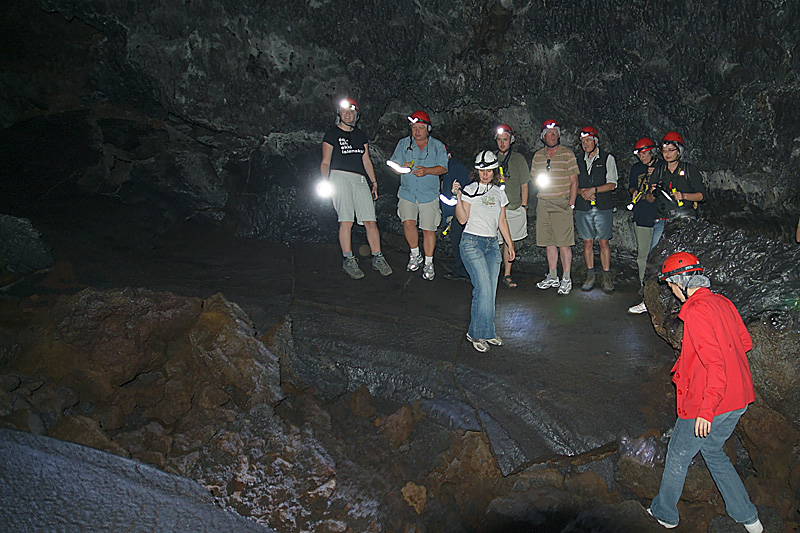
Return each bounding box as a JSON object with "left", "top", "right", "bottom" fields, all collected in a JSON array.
[{"left": 570, "top": 204, "right": 575, "bottom": 210}]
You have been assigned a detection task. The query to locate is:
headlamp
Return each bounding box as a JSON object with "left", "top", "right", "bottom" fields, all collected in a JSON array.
[{"left": 339, "top": 99, "right": 356, "bottom": 111}]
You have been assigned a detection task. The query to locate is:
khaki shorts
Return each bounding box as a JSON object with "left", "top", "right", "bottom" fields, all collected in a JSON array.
[
  {"left": 329, "top": 170, "right": 376, "bottom": 224},
  {"left": 397, "top": 198, "right": 441, "bottom": 232},
  {"left": 498, "top": 205, "right": 528, "bottom": 244},
  {"left": 536, "top": 196, "right": 574, "bottom": 247}
]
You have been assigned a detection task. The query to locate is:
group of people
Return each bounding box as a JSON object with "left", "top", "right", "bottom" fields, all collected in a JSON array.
[
  {"left": 320, "top": 98, "right": 763, "bottom": 533},
  {"left": 320, "top": 99, "right": 710, "bottom": 352}
]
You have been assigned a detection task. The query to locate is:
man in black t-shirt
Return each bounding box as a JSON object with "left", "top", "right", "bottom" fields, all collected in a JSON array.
[{"left": 320, "top": 98, "right": 392, "bottom": 279}]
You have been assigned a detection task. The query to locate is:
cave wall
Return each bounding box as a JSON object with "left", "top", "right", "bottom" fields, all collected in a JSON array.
[{"left": 1, "top": 0, "right": 799, "bottom": 241}]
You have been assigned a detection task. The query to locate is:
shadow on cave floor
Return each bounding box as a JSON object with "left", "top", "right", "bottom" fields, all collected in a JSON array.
[{"left": 9, "top": 213, "right": 678, "bottom": 471}]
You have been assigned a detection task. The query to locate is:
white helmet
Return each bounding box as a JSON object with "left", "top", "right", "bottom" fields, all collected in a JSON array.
[{"left": 474, "top": 150, "right": 499, "bottom": 169}]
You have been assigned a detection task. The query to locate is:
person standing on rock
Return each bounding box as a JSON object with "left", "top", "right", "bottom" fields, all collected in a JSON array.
[
  {"left": 320, "top": 98, "right": 393, "bottom": 280},
  {"left": 650, "top": 131, "right": 707, "bottom": 245},
  {"left": 388, "top": 110, "right": 448, "bottom": 281},
  {"left": 531, "top": 119, "right": 578, "bottom": 295},
  {"left": 574, "top": 126, "right": 618, "bottom": 293},
  {"left": 647, "top": 252, "right": 763, "bottom": 533},
  {"left": 494, "top": 124, "right": 530, "bottom": 289},
  {"left": 627, "top": 137, "right": 663, "bottom": 314},
  {"left": 452, "top": 150, "right": 514, "bottom": 353}
]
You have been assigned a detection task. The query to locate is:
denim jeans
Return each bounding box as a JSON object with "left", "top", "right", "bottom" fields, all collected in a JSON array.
[
  {"left": 650, "top": 406, "right": 758, "bottom": 527},
  {"left": 448, "top": 217, "right": 469, "bottom": 278},
  {"left": 651, "top": 219, "right": 665, "bottom": 250},
  {"left": 459, "top": 232, "right": 502, "bottom": 339}
]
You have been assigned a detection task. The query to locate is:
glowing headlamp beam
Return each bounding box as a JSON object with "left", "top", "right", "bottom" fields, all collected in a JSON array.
[{"left": 536, "top": 173, "right": 550, "bottom": 188}]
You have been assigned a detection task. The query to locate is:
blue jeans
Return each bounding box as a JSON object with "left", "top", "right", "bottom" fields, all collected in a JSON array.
[
  {"left": 460, "top": 233, "right": 502, "bottom": 339},
  {"left": 449, "top": 217, "right": 469, "bottom": 278},
  {"left": 651, "top": 219, "right": 665, "bottom": 250},
  {"left": 650, "top": 407, "right": 758, "bottom": 527}
]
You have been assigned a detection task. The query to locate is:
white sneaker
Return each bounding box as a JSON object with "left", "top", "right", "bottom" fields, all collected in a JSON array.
[
  {"left": 557, "top": 278, "right": 572, "bottom": 295},
  {"left": 537, "top": 274, "right": 560, "bottom": 289},
  {"left": 486, "top": 336, "right": 503, "bottom": 346},
  {"left": 646, "top": 508, "right": 677, "bottom": 529},
  {"left": 406, "top": 253, "right": 423, "bottom": 271},
  {"left": 422, "top": 262, "right": 435, "bottom": 280},
  {"left": 628, "top": 301, "right": 648, "bottom": 314},
  {"left": 466, "top": 333, "right": 489, "bottom": 353},
  {"left": 744, "top": 519, "right": 763, "bottom": 533}
]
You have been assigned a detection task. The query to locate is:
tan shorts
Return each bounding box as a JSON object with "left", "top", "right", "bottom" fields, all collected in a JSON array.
[
  {"left": 498, "top": 205, "right": 528, "bottom": 244},
  {"left": 536, "top": 196, "right": 574, "bottom": 247},
  {"left": 397, "top": 198, "right": 441, "bottom": 232},
  {"left": 329, "top": 170, "right": 376, "bottom": 224}
]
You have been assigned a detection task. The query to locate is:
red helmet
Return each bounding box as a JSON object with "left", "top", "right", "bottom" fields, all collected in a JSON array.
[
  {"left": 580, "top": 126, "right": 599, "bottom": 140},
  {"left": 633, "top": 137, "right": 657, "bottom": 154},
  {"left": 660, "top": 252, "right": 703, "bottom": 281},
  {"left": 662, "top": 131, "right": 684, "bottom": 146},
  {"left": 495, "top": 124, "right": 515, "bottom": 143},
  {"left": 408, "top": 110, "right": 432, "bottom": 132},
  {"left": 540, "top": 119, "right": 560, "bottom": 141},
  {"left": 337, "top": 98, "right": 360, "bottom": 125},
  {"left": 541, "top": 119, "right": 559, "bottom": 132}
]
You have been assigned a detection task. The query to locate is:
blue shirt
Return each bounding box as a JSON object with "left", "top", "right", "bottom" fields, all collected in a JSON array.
[
  {"left": 390, "top": 135, "right": 448, "bottom": 203},
  {"left": 439, "top": 159, "right": 471, "bottom": 219}
]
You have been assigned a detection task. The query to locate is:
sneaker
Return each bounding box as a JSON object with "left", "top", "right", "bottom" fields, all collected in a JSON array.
[
  {"left": 407, "top": 253, "right": 423, "bottom": 271},
  {"left": 646, "top": 508, "right": 677, "bottom": 529},
  {"left": 581, "top": 271, "right": 595, "bottom": 291},
  {"left": 466, "top": 333, "right": 489, "bottom": 353},
  {"left": 422, "top": 262, "right": 435, "bottom": 280},
  {"left": 486, "top": 336, "right": 504, "bottom": 346},
  {"left": 342, "top": 257, "right": 364, "bottom": 279},
  {"left": 744, "top": 519, "right": 763, "bottom": 533},
  {"left": 557, "top": 278, "right": 572, "bottom": 295},
  {"left": 537, "top": 274, "right": 560, "bottom": 289},
  {"left": 601, "top": 271, "right": 615, "bottom": 293},
  {"left": 371, "top": 253, "right": 393, "bottom": 276},
  {"left": 628, "top": 301, "right": 648, "bottom": 314}
]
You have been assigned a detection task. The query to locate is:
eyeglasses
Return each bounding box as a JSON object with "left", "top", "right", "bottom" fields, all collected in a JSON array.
[{"left": 546, "top": 159, "right": 551, "bottom": 172}]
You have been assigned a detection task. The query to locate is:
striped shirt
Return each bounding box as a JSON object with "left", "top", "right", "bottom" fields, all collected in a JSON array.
[{"left": 531, "top": 145, "right": 578, "bottom": 199}]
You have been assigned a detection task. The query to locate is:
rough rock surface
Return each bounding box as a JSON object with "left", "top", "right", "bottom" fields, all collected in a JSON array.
[
  {"left": 0, "top": 428, "right": 269, "bottom": 532},
  {"left": 1, "top": 0, "right": 799, "bottom": 249}
]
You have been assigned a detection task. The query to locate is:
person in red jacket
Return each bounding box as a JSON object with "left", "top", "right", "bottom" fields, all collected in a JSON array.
[{"left": 647, "top": 252, "right": 763, "bottom": 533}]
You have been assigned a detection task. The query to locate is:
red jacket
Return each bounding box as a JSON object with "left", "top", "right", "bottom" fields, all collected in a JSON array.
[{"left": 672, "top": 287, "right": 756, "bottom": 420}]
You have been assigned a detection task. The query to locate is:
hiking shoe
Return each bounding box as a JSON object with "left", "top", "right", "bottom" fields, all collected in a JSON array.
[
  {"left": 371, "top": 253, "right": 393, "bottom": 276},
  {"left": 422, "top": 262, "right": 435, "bottom": 280},
  {"left": 601, "top": 271, "right": 615, "bottom": 293},
  {"left": 581, "top": 270, "right": 595, "bottom": 291},
  {"left": 407, "top": 253, "right": 423, "bottom": 271},
  {"left": 486, "top": 336, "right": 504, "bottom": 346},
  {"left": 343, "top": 257, "right": 364, "bottom": 279},
  {"left": 628, "top": 301, "right": 648, "bottom": 314},
  {"left": 646, "top": 508, "right": 677, "bottom": 529},
  {"left": 744, "top": 519, "right": 764, "bottom": 533},
  {"left": 557, "top": 277, "right": 572, "bottom": 295},
  {"left": 537, "top": 274, "right": 560, "bottom": 289},
  {"left": 466, "top": 333, "right": 489, "bottom": 353}
]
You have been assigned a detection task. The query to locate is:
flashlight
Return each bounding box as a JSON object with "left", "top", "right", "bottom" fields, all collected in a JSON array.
[
  {"left": 627, "top": 191, "right": 642, "bottom": 211},
  {"left": 387, "top": 160, "right": 411, "bottom": 174},
  {"left": 439, "top": 193, "right": 457, "bottom": 206},
  {"left": 316, "top": 179, "right": 333, "bottom": 198},
  {"left": 536, "top": 173, "right": 550, "bottom": 188}
]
